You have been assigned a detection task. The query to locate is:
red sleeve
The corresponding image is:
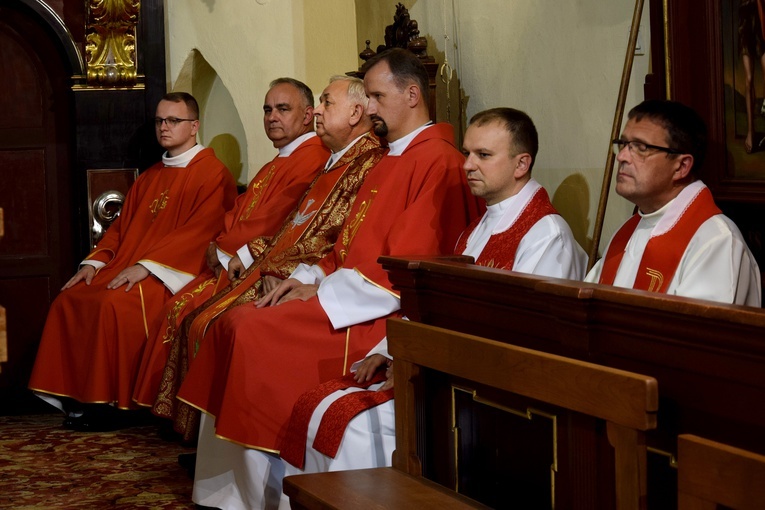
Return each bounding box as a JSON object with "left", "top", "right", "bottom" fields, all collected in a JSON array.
[{"left": 216, "top": 140, "right": 329, "bottom": 255}]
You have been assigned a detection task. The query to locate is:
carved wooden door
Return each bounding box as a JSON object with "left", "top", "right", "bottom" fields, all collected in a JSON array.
[{"left": 0, "top": 6, "right": 76, "bottom": 412}]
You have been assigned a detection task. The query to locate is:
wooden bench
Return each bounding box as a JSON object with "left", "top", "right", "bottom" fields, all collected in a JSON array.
[
  {"left": 284, "top": 319, "right": 658, "bottom": 509},
  {"left": 678, "top": 434, "right": 765, "bottom": 509}
]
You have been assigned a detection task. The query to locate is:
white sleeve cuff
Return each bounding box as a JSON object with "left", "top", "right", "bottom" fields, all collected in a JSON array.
[
  {"left": 216, "top": 248, "right": 232, "bottom": 272},
  {"left": 235, "top": 244, "right": 255, "bottom": 270},
  {"left": 290, "top": 263, "right": 326, "bottom": 285},
  {"left": 137, "top": 261, "right": 194, "bottom": 295},
  {"left": 318, "top": 268, "right": 400, "bottom": 329},
  {"left": 82, "top": 260, "right": 106, "bottom": 270}
]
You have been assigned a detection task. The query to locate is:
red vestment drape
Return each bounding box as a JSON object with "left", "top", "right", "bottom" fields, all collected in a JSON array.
[
  {"left": 29, "top": 148, "right": 237, "bottom": 409},
  {"left": 132, "top": 138, "right": 329, "bottom": 406},
  {"left": 177, "top": 124, "right": 481, "bottom": 451}
]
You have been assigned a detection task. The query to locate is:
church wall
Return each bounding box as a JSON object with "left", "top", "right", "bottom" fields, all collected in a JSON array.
[
  {"left": 163, "top": 0, "right": 649, "bottom": 258},
  {"left": 355, "top": 0, "right": 651, "bottom": 257},
  {"left": 164, "top": 0, "right": 358, "bottom": 184}
]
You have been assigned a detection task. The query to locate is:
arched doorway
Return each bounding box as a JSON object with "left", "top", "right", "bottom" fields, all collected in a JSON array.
[{"left": 0, "top": 2, "right": 77, "bottom": 411}]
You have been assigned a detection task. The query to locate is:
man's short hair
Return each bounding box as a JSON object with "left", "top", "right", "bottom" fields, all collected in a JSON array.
[
  {"left": 361, "top": 48, "right": 430, "bottom": 104},
  {"left": 269, "top": 77, "right": 315, "bottom": 108},
  {"left": 163, "top": 92, "right": 199, "bottom": 120},
  {"left": 469, "top": 107, "right": 539, "bottom": 172},
  {"left": 329, "top": 75, "right": 368, "bottom": 108},
  {"left": 627, "top": 99, "right": 707, "bottom": 171}
]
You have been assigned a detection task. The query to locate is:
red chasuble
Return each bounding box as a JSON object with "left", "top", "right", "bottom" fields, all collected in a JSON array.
[
  {"left": 29, "top": 148, "right": 237, "bottom": 409},
  {"left": 135, "top": 134, "right": 383, "bottom": 442},
  {"left": 598, "top": 186, "right": 721, "bottom": 293},
  {"left": 280, "top": 185, "right": 557, "bottom": 468},
  {"left": 132, "top": 137, "right": 329, "bottom": 407},
  {"left": 176, "top": 123, "right": 481, "bottom": 452}
]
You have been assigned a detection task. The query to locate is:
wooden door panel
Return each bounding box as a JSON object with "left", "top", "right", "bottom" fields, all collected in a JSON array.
[
  {"left": 0, "top": 5, "right": 74, "bottom": 411},
  {"left": 0, "top": 24, "right": 43, "bottom": 129},
  {"left": 0, "top": 150, "right": 48, "bottom": 258}
]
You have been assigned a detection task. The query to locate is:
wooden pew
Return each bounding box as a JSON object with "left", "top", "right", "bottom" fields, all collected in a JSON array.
[
  {"left": 677, "top": 434, "right": 765, "bottom": 510},
  {"left": 283, "top": 319, "right": 658, "bottom": 509},
  {"left": 379, "top": 256, "right": 765, "bottom": 508}
]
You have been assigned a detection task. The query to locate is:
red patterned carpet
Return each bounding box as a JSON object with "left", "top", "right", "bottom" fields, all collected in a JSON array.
[{"left": 0, "top": 414, "right": 197, "bottom": 509}]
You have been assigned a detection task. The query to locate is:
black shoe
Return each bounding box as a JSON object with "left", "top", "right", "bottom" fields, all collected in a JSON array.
[
  {"left": 178, "top": 452, "right": 197, "bottom": 478},
  {"left": 69, "top": 405, "right": 152, "bottom": 432},
  {"left": 62, "top": 415, "right": 82, "bottom": 430}
]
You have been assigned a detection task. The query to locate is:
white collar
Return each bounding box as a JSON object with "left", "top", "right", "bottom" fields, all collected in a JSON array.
[
  {"left": 491, "top": 179, "right": 543, "bottom": 234},
  {"left": 641, "top": 180, "right": 708, "bottom": 237},
  {"left": 278, "top": 132, "right": 317, "bottom": 157},
  {"left": 162, "top": 144, "right": 205, "bottom": 167},
  {"left": 387, "top": 122, "right": 433, "bottom": 156}
]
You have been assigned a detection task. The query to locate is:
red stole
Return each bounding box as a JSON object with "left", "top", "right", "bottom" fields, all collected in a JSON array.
[
  {"left": 454, "top": 186, "right": 558, "bottom": 269},
  {"left": 279, "top": 371, "right": 391, "bottom": 469},
  {"left": 598, "top": 186, "right": 721, "bottom": 292}
]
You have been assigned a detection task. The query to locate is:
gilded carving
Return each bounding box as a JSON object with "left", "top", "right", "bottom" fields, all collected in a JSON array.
[{"left": 85, "top": 0, "right": 140, "bottom": 87}]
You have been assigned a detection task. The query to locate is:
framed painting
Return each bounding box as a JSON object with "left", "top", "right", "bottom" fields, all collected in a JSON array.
[
  {"left": 647, "top": 0, "right": 764, "bottom": 294},
  {"left": 648, "top": 0, "right": 765, "bottom": 200}
]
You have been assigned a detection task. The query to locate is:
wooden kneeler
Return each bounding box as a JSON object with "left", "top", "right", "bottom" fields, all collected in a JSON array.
[
  {"left": 284, "top": 319, "right": 658, "bottom": 509},
  {"left": 678, "top": 434, "right": 765, "bottom": 510}
]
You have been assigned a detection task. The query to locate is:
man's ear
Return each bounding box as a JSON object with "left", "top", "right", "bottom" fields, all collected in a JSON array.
[
  {"left": 672, "top": 154, "right": 694, "bottom": 182},
  {"left": 406, "top": 83, "right": 422, "bottom": 108},
  {"left": 513, "top": 153, "right": 532, "bottom": 179},
  {"left": 189, "top": 120, "right": 200, "bottom": 137},
  {"left": 303, "top": 106, "right": 315, "bottom": 126},
  {"left": 349, "top": 103, "right": 363, "bottom": 127}
]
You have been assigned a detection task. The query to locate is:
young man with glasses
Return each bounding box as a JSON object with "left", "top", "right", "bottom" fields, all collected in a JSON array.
[
  {"left": 585, "top": 99, "right": 760, "bottom": 306},
  {"left": 29, "top": 92, "right": 239, "bottom": 428}
]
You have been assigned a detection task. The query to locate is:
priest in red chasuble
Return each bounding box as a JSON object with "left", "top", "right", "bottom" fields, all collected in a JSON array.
[
  {"left": 177, "top": 49, "right": 481, "bottom": 479},
  {"left": 132, "top": 78, "right": 329, "bottom": 412},
  {"left": 136, "top": 76, "right": 385, "bottom": 443},
  {"left": 29, "top": 92, "right": 238, "bottom": 426}
]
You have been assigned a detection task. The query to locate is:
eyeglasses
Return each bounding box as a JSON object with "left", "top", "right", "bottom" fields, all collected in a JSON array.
[
  {"left": 154, "top": 117, "right": 196, "bottom": 128},
  {"left": 612, "top": 139, "right": 681, "bottom": 159}
]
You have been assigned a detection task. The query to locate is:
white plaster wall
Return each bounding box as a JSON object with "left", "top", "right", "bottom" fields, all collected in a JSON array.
[
  {"left": 165, "top": 0, "right": 357, "bottom": 183},
  {"left": 355, "top": 0, "right": 651, "bottom": 258}
]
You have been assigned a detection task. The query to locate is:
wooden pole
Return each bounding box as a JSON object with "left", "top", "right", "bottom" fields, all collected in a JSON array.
[{"left": 588, "top": 0, "right": 646, "bottom": 271}]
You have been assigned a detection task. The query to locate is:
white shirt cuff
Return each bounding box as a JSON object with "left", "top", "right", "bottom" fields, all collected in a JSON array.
[{"left": 236, "top": 244, "right": 255, "bottom": 270}]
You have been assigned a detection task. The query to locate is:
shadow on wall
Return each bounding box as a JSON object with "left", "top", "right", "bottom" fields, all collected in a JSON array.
[
  {"left": 173, "top": 49, "right": 248, "bottom": 185},
  {"left": 209, "top": 133, "right": 243, "bottom": 184},
  {"left": 551, "top": 173, "right": 592, "bottom": 256}
]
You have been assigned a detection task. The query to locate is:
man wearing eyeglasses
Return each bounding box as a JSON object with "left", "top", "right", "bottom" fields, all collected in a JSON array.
[
  {"left": 134, "top": 76, "right": 384, "bottom": 444},
  {"left": 131, "top": 79, "right": 329, "bottom": 422},
  {"left": 29, "top": 92, "right": 239, "bottom": 428},
  {"left": 585, "top": 99, "right": 760, "bottom": 306}
]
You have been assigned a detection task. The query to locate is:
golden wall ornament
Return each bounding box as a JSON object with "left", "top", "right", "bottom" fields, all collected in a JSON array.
[{"left": 85, "top": 0, "right": 140, "bottom": 87}]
